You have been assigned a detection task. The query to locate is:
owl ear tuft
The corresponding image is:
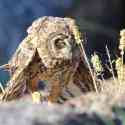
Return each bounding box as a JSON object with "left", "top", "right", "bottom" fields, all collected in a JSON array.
[
  {"left": 27, "top": 16, "right": 48, "bottom": 34},
  {"left": 64, "top": 18, "right": 83, "bottom": 45}
]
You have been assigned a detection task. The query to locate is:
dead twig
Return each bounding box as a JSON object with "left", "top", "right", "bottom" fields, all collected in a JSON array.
[{"left": 105, "top": 45, "right": 117, "bottom": 84}]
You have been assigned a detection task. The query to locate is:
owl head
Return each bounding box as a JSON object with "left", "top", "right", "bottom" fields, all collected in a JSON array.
[{"left": 27, "top": 16, "right": 82, "bottom": 67}]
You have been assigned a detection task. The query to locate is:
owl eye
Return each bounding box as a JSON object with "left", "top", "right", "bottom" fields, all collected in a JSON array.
[{"left": 55, "top": 38, "right": 66, "bottom": 49}]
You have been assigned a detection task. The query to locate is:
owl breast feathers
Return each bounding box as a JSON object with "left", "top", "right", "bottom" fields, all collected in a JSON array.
[{"left": 1, "top": 16, "right": 95, "bottom": 102}]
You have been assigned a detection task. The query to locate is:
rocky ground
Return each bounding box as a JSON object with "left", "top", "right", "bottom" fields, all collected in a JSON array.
[
  {"left": 1, "top": 82, "right": 125, "bottom": 125},
  {"left": 0, "top": 98, "right": 117, "bottom": 125}
]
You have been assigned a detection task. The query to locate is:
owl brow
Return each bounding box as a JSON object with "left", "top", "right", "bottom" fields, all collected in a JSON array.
[{"left": 47, "top": 32, "right": 68, "bottom": 41}]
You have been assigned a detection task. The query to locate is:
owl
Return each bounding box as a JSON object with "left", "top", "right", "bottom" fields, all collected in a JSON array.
[{"left": 1, "top": 16, "right": 95, "bottom": 102}]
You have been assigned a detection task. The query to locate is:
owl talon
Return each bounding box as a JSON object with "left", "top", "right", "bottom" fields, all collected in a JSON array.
[
  {"left": 31, "top": 91, "right": 42, "bottom": 104},
  {"left": 31, "top": 91, "right": 50, "bottom": 103}
]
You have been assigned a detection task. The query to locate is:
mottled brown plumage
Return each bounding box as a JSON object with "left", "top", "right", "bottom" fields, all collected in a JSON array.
[{"left": 1, "top": 16, "right": 94, "bottom": 102}]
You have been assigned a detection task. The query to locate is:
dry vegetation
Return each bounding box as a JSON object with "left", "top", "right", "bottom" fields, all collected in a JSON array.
[{"left": 65, "top": 29, "right": 125, "bottom": 108}]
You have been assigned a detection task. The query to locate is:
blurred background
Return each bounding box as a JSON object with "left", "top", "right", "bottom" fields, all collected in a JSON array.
[{"left": 0, "top": 0, "right": 124, "bottom": 83}]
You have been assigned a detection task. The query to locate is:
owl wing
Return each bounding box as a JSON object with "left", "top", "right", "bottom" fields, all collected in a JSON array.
[
  {"left": 73, "top": 60, "right": 96, "bottom": 92},
  {"left": 7, "top": 35, "right": 37, "bottom": 75},
  {"left": 1, "top": 17, "right": 47, "bottom": 101},
  {"left": 10, "top": 16, "right": 49, "bottom": 72},
  {"left": 1, "top": 36, "right": 37, "bottom": 101},
  {"left": 1, "top": 69, "right": 28, "bottom": 101}
]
